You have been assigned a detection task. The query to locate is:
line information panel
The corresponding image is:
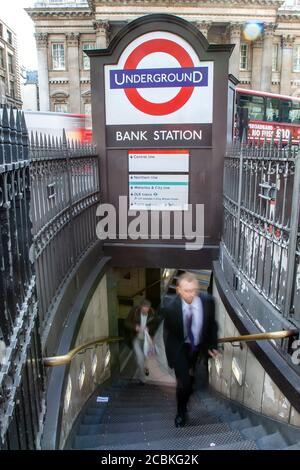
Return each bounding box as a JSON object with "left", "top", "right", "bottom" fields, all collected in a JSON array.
[
  {"left": 128, "top": 149, "right": 189, "bottom": 172},
  {"left": 129, "top": 174, "right": 189, "bottom": 210}
]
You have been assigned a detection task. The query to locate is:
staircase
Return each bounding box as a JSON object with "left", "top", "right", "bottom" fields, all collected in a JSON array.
[
  {"left": 71, "top": 379, "right": 300, "bottom": 450},
  {"left": 70, "top": 268, "right": 300, "bottom": 450}
]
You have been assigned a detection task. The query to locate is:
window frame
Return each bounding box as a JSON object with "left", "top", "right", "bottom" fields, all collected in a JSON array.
[
  {"left": 7, "top": 53, "right": 14, "bottom": 74},
  {"left": 51, "top": 42, "right": 65, "bottom": 71},
  {"left": 82, "top": 42, "right": 95, "bottom": 70},
  {"left": 272, "top": 43, "right": 279, "bottom": 72},
  {"left": 293, "top": 45, "right": 300, "bottom": 72},
  {"left": 240, "top": 43, "right": 249, "bottom": 71}
]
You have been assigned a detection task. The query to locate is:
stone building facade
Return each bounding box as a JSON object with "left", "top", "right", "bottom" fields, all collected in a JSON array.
[
  {"left": 0, "top": 18, "right": 22, "bottom": 108},
  {"left": 27, "top": 0, "right": 300, "bottom": 113}
]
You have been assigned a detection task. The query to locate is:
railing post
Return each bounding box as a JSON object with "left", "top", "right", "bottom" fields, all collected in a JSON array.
[
  {"left": 234, "top": 136, "right": 245, "bottom": 265},
  {"left": 63, "top": 129, "right": 76, "bottom": 268},
  {"left": 284, "top": 153, "right": 300, "bottom": 318}
]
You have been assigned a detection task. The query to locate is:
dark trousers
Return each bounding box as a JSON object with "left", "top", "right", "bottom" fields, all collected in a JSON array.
[{"left": 174, "top": 344, "right": 198, "bottom": 416}]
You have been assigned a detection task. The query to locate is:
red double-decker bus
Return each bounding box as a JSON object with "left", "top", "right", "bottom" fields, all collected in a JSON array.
[{"left": 236, "top": 87, "right": 300, "bottom": 143}]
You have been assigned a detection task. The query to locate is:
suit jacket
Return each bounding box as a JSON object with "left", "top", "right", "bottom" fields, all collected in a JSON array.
[
  {"left": 161, "top": 293, "right": 218, "bottom": 369},
  {"left": 124, "top": 305, "right": 158, "bottom": 347}
]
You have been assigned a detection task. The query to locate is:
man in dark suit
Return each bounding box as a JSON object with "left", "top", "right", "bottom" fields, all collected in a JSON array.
[{"left": 161, "top": 272, "right": 218, "bottom": 427}]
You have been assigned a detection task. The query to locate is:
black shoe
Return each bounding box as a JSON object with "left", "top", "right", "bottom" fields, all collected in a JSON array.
[
  {"left": 144, "top": 368, "right": 149, "bottom": 376},
  {"left": 174, "top": 414, "right": 186, "bottom": 428}
]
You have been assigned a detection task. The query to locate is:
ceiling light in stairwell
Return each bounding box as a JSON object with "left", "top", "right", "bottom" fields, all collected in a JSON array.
[
  {"left": 105, "top": 350, "right": 110, "bottom": 369},
  {"left": 64, "top": 375, "right": 72, "bottom": 413},
  {"left": 91, "top": 353, "right": 97, "bottom": 376}
]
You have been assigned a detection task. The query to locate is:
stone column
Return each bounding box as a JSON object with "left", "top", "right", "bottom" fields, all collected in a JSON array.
[
  {"left": 93, "top": 21, "right": 110, "bottom": 49},
  {"left": 195, "top": 21, "right": 212, "bottom": 39},
  {"left": 251, "top": 40, "right": 263, "bottom": 90},
  {"left": 228, "top": 24, "right": 241, "bottom": 79},
  {"left": 261, "top": 24, "right": 276, "bottom": 92},
  {"left": 34, "top": 33, "right": 50, "bottom": 111},
  {"left": 66, "top": 33, "right": 80, "bottom": 113},
  {"left": 280, "top": 35, "right": 295, "bottom": 96}
]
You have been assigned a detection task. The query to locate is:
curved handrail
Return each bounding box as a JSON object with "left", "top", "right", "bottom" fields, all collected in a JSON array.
[
  {"left": 218, "top": 329, "right": 296, "bottom": 344},
  {"left": 43, "top": 336, "right": 123, "bottom": 367},
  {"left": 43, "top": 330, "right": 297, "bottom": 367}
]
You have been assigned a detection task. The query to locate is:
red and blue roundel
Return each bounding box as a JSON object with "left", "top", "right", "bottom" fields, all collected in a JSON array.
[{"left": 105, "top": 31, "right": 213, "bottom": 125}]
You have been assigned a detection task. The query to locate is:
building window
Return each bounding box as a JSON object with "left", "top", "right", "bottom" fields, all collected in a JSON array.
[
  {"left": 0, "top": 24, "right": 3, "bottom": 38},
  {"left": 0, "top": 48, "right": 4, "bottom": 68},
  {"left": 10, "top": 80, "right": 14, "bottom": 98},
  {"left": 82, "top": 43, "right": 95, "bottom": 70},
  {"left": 7, "top": 54, "right": 13, "bottom": 74},
  {"left": 54, "top": 102, "right": 68, "bottom": 113},
  {"left": 272, "top": 44, "right": 278, "bottom": 72},
  {"left": 293, "top": 46, "right": 300, "bottom": 72},
  {"left": 0, "top": 76, "right": 6, "bottom": 100},
  {"left": 240, "top": 44, "right": 249, "bottom": 70},
  {"left": 52, "top": 43, "right": 65, "bottom": 70},
  {"left": 7, "top": 30, "right": 12, "bottom": 45}
]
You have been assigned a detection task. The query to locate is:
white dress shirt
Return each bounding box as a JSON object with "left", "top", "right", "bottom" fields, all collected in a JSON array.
[{"left": 182, "top": 296, "right": 203, "bottom": 346}]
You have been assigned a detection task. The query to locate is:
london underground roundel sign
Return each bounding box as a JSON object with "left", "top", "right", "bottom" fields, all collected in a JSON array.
[
  {"left": 105, "top": 31, "right": 213, "bottom": 125},
  {"left": 123, "top": 39, "right": 195, "bottom": 116}
]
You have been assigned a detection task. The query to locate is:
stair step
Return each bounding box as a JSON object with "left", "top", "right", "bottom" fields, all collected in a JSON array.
[
  {"left": 241, "top": 425, "right": 267, "bottom": 441},
  {"left": 217, "top": 411, "right": 242, "bottom": 422},
  {"left": 203, "top": 439, "right": 258, "bottom": 450},
  {"left": 257, "top": 432, "right": 288, "bottom": 450},
  {"left": 91, "top": 430, "right": 244, "bottom": 451},
  {"left": 82, "top": 415, "right": 104, "bottom": 425},
  {"left": 102, "top": 410, "right": 219, "bottom": 426},
  {"left": 283, "top": 443, "right": 300, "bottom": 450},
  {"left": 230, "top": 418, "right": 252, "bottom": 431},
  {"left": 75, "top": 422, "right": 234, "bottom": 449},
  {"left": 104, "top": 405, "right": 176, "bottom": 415}
]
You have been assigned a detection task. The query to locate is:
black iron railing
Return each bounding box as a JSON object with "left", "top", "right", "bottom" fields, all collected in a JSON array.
[
  {"left": 0, "top": 106, "right": 100, "bottom": 449},
  {"left": 0, "top": 106, "right": 45, "bottom": 449},
  {"left": 30, "top": 132, "right": 99, "bottom": 338},
  {"left": 222, "top": 136, "right": 300, "bottom": 327}
]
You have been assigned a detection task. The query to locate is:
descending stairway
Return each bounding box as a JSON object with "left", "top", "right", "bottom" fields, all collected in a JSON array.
[
  {"left": 71, "top": 379, "right": 300, "bottom": 450},
  {"left": 70, "top": 268, "right": 300, "bottom": 450}
]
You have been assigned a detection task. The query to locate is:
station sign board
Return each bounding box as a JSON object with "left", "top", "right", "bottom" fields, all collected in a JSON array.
[{"left": 105, "top": 31, "right": 213, "bottom": 148}]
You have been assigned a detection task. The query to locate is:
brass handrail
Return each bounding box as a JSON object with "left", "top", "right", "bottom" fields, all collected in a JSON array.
[
  {"left": 43, "top": 330, "right": 297, "bottom": 367},
  {"left": 218, "top": 329, "right": 296, "bottom": 344},
  {"left": 43, "top": 336, "right": 123, "bottom": 367}
]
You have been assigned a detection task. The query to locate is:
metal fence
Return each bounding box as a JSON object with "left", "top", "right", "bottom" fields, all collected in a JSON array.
[
  {"left": 30, "top": 131, "right": 99, "bottom": 337},
  {"left": 222, "top": 136, "right": 300, "bottom": 327},
  {"left": 0, "top": 106, "right": 100, "bottom": 449},
  {"left": 0, "top": 106, "right": 45, "bottom": 449}
]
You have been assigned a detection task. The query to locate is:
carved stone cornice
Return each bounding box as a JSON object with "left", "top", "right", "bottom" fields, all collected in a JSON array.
[
  {"left": 263, "top": 23, "right": 277, "bottom": 38},
  {"left": 26, "top": 8, "right": 92, "bottom": 19},
  {"left": 93, "top": 20, "right": 110, "bottom": 34},
  {"left": 227, "top": 23, "right": 242, "bottom": 39},
  {"left": 195, "top": 21, "right": 212, "bottom": 37},
  {"left": 91, "top": 0, "right": 283, "bottom": 5},
  {"left": 66, "top": 33, "right": 80, "bottom": 46},
  {"left": 278, "top": 11, "right": 300, "bottom": 21},
  {"left": 34, "top": 32, "right": 48, "bottom": 48},
  {"left": 281, "top": 35, "right": 295, "bottom": 48}
]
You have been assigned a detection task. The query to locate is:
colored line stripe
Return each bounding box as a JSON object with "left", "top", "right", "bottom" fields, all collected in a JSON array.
[
  {"left": 129, "top": 182, "right": 188, "bottom": 185},
  {"left": 128, "top": 150, "right": 189, "bottom": 155}
]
